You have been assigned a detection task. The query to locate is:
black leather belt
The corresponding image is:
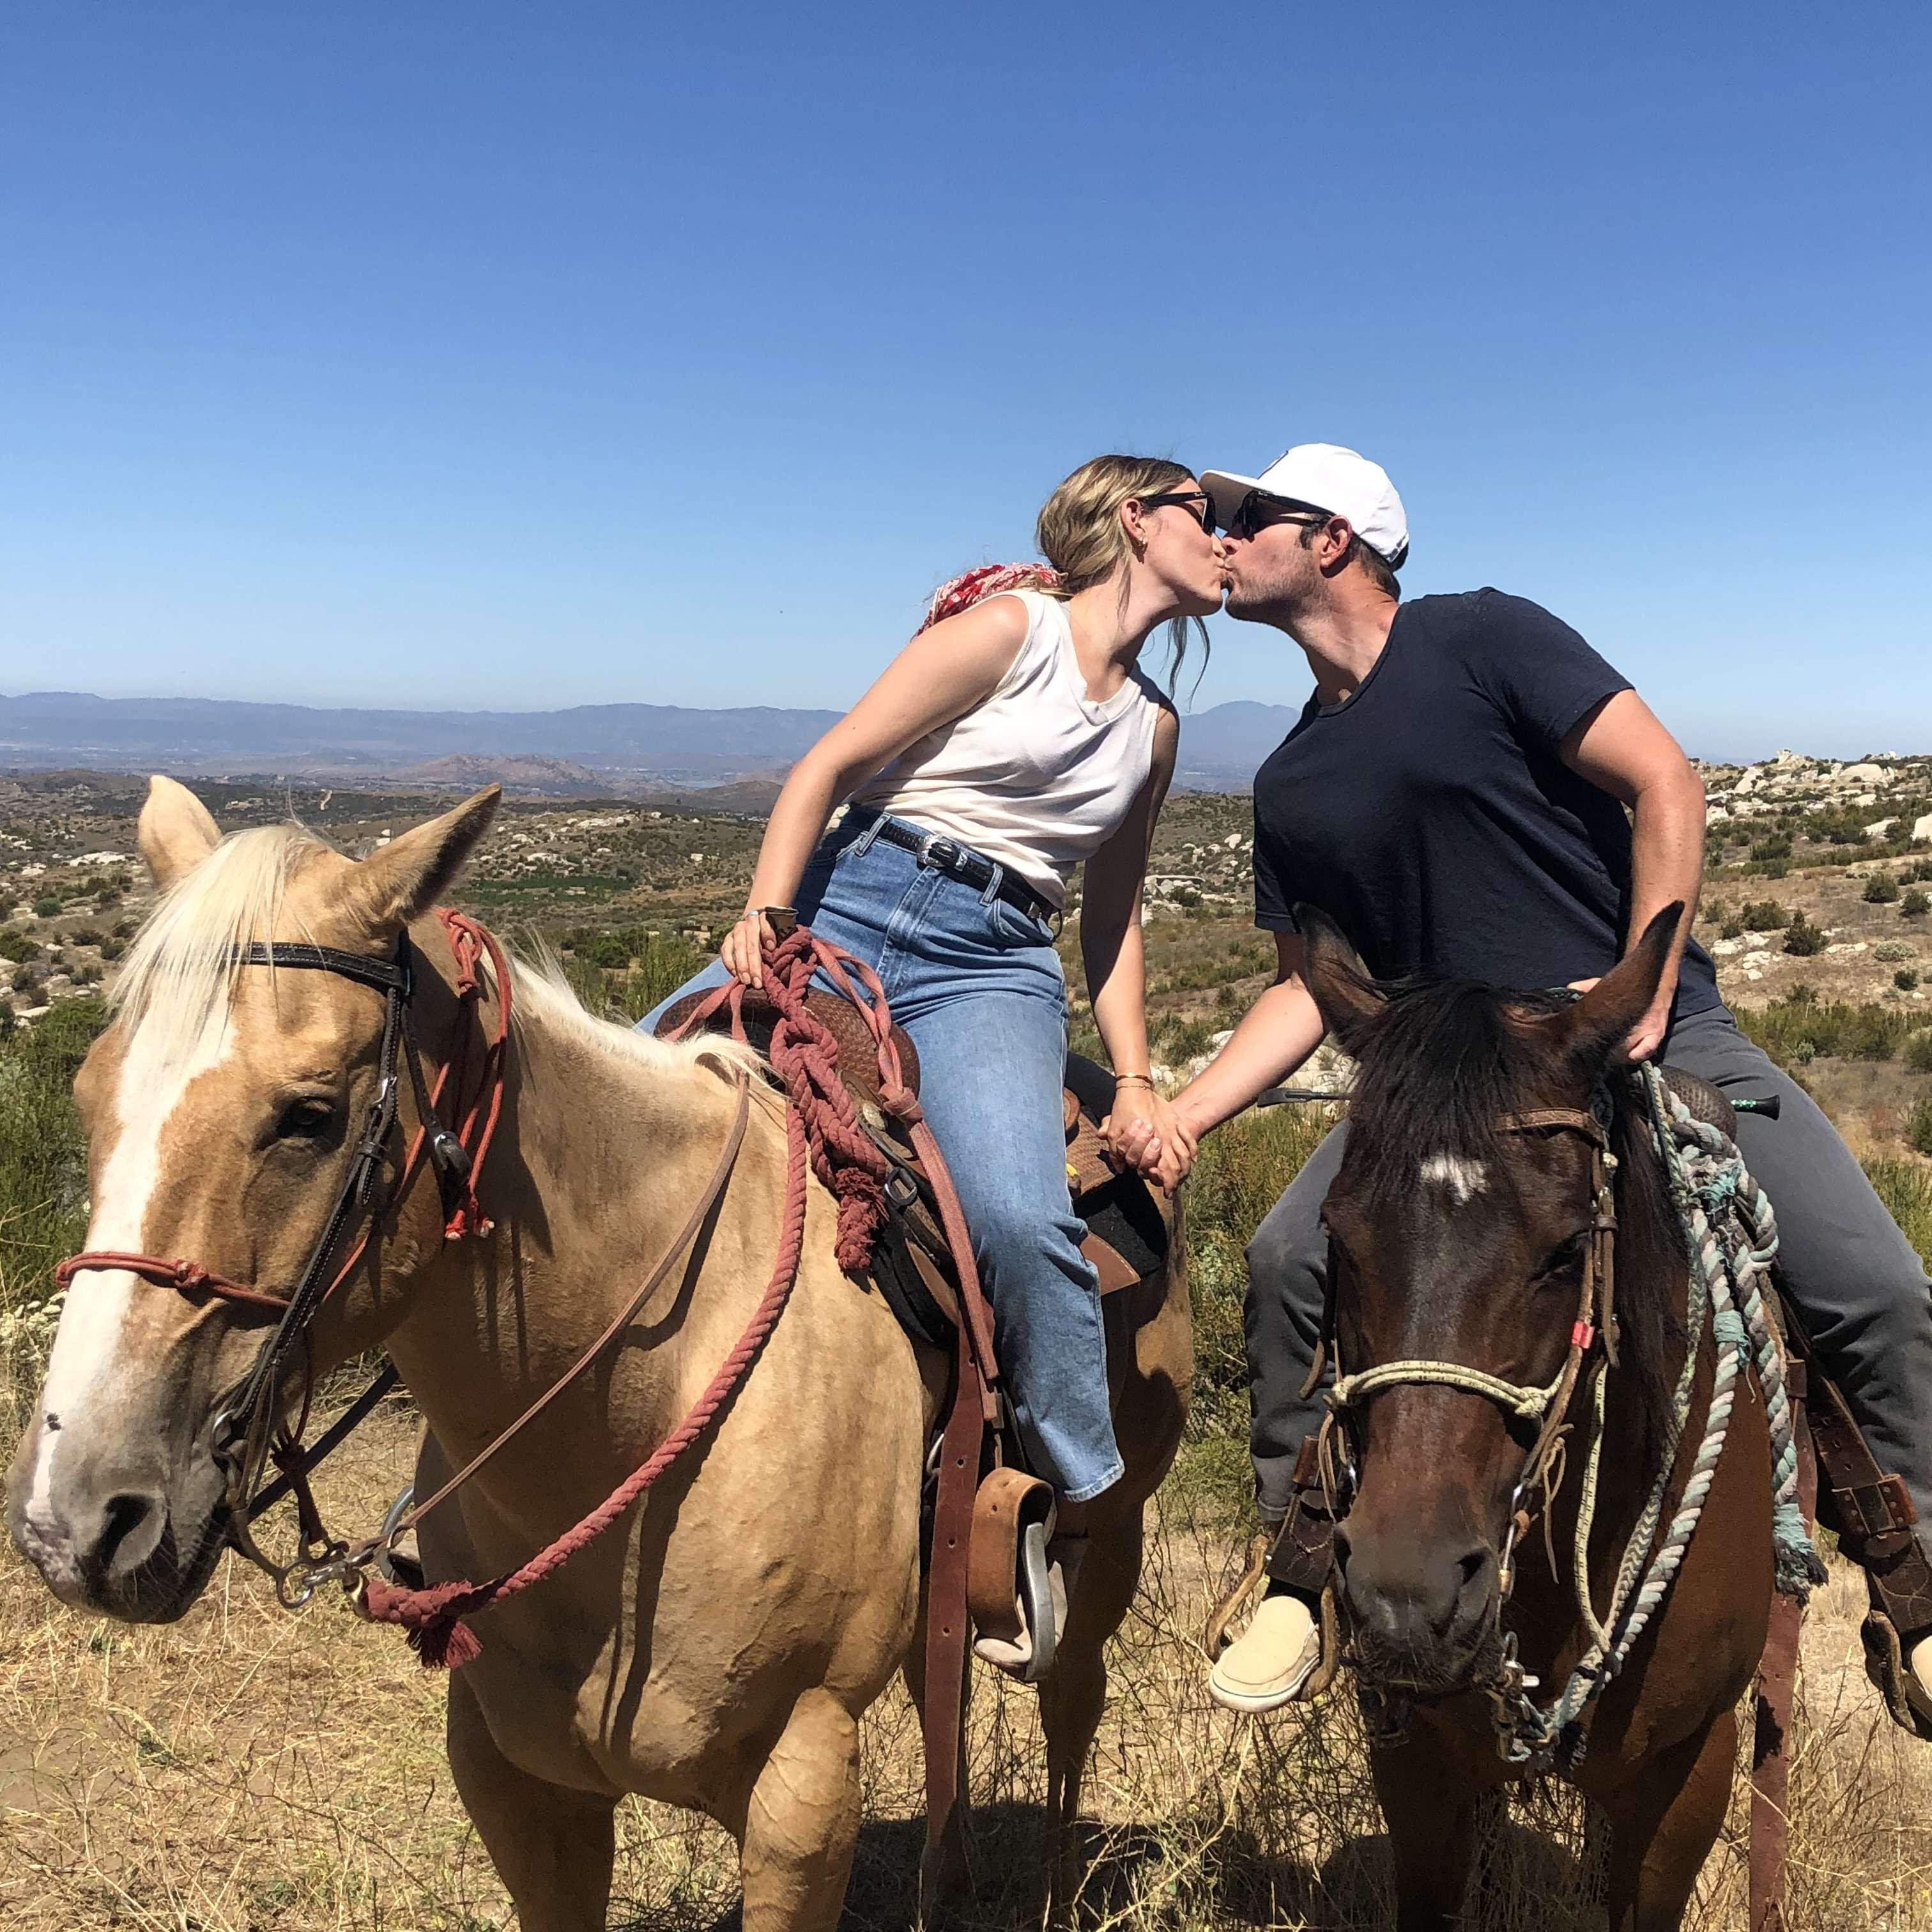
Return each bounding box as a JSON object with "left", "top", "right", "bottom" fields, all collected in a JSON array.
[{"left": 852, "top": 813, "right": 1060, "bottom": 928}]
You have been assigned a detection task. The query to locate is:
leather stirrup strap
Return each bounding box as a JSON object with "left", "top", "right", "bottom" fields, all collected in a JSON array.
[
  {"left": 1780, "top": 1304, "right": 1932, "bottom": 1634},
  {"left": 924, "top": 1320, "right": 983, "bottom": 1861}
]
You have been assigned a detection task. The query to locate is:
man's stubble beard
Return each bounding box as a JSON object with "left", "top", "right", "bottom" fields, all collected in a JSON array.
[{"left": 1225, "top": 562, "right": 1316, "bottom": 632}]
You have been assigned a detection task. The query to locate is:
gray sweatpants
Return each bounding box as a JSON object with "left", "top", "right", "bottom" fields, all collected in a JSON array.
[{"left": 1244, "top": 1002, "right": 1932, "bottom": 1553}]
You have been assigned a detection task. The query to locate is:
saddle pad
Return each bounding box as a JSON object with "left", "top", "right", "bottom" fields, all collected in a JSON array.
[
  {"left": 655, "top": 983, "right": 920, "bottom": 1105},
  {"left": 657, "top": 989, "right": 1173, "bottom": 1342}
]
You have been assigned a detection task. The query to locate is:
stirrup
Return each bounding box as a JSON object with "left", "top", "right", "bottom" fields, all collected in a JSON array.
[
  {"left": 1863, "top": 1610, "right": 1932, "bottom": 1742},
  {"left": 968, "top": 1468, "right": 1062, "bottom": 1682},
  {"left": 1205, "top": 1530, "right": 1272, "bottom": 1659}
]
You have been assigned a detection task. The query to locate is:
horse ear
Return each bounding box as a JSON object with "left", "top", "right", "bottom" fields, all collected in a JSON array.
[
  {"left": 1295, "top": 904, "right": 1386, "bottom": 1046},
  {"left": 349, "top": 786, "right": 502, "bottom": 930},
  {"left": 137, "top": 775, "right": 222, "bottom": 890},
  {"left": 1556, "top": 903, "right": 1683, "bottom": 1069}
]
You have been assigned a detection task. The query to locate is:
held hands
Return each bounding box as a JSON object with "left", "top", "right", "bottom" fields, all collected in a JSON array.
[
  {"left": 1102, "top": 1082, "right": 1199, "bottom": 1190},
  {"left": 721, "top": 909, "right": 778, "bottom": 989}
]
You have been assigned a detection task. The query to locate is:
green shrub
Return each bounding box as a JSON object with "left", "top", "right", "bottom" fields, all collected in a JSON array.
[
  {"left": 1740, "top": 900, "right": 1790, "bottom": 931},
  {"left": 1866, "top": 873, "right": 1902, "bottom": 904},
  {"left": 1738, "top": 995, "right": 1917, "bottom": 1068},
  {"left": 1876, "top": 942, "right": 1913, "bottom": 963},
  {"left": 1905, "top": 889, "right": 1931, "bottom": 919},
  {"left": 0, "top": 932, "right": 38, "bottom": 965},
  {"left": 31, "top": 896, "right": 61, "bottom": 919},
  {"left": 1721, "top": 917, "right": 1745, "bottom": 942},
  {"left": 1909, "top": 1101, "right": 1932, "bottom": 1162},
  {"left": 1906, "top": 1032, "right": 1932, "bottom": 1074},
  {"left": 0, "top": 998, "right": 105, "bottom": 1374},
  {"left": 1183, "top": 1102, "right": 1330, "bottom": 1452},
  {"left": 1783, "top": 913, "right": 1827, "bottom": 956},
  {"left": 1897, "top": 970, "right": 1921, "bottom": 992}
]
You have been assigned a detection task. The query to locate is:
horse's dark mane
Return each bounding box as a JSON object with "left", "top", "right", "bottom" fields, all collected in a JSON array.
[{"left": 1344, "top": 975, "right": 1687, "bottom": 1468}]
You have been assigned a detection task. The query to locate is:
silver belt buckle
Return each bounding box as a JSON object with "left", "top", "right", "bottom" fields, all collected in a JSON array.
[{"left": 916, "top": 832, "right": 961, "bottom": 873}]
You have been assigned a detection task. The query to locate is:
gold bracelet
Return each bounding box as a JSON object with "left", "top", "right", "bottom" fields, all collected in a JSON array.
[{"left": 1114, "top": 1072, "right": 1156, "bottom": 1089}]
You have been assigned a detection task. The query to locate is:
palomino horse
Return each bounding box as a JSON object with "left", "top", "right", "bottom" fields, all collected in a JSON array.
[
  {"left": 6, "top": 778, "right": 1192, "bottom": 1930},
  {"left": 1296, "top": 903, "right": 1773, "bottom": 1932}
]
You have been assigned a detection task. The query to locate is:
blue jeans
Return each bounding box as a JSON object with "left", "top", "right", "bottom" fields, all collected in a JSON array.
[{"left": 639, "top": 813, "right": 1123, "bottom": 1502}]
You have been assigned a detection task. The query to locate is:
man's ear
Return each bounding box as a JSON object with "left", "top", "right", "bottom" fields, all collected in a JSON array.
[
  {"left": 1554, "top": 903, "right": 1683, "bottom": 1070},
  {"left": 348, "top": 787, "right": 502, "bottom": 930},
  {"left": 1295, "top": 904, "right": 1386, "bottom": 1048},
  {"left": 137, "top": 776, "right": 222, "bottom": 890}
]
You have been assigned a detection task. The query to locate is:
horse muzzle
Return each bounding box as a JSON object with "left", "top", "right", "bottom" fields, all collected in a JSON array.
[
  {"left": 6, "top": 1413, "right": 230, "bottom": 1623},
  {"left": 1336, "top": 1519, "right": 1504, "bottom": 1694}
]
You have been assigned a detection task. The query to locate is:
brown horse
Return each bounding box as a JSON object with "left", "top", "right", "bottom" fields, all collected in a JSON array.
[
  {"left": 1296, "top": 903, "right": 1772, "bottom": 1932},
  {"left": 4, "top": 777, "right": 1192, "bottom": 1930}
]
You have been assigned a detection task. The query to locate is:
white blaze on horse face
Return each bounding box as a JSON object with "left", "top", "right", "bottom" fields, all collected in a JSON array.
[
  {"left": 1419, "top": 1153, "right": 1488, "bottom": 1204},
  {"left": 25, "top": 1009, "right": 234, "bottom": 1522}
]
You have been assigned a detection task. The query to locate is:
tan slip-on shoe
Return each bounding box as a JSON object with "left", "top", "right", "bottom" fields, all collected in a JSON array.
[{"left": 1208, "top": 1589, "right": 1321, "bottom": 1713}]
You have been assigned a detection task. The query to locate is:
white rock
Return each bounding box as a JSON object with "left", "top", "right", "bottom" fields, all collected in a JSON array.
[
  {"left": 1223, "top": 832, "right": 1242, "bottom": 850},
  {"left": 1745, "top": 969, "right": 1763, "bottom": 981},
  {"left": 1734, "top": 767, "right": 1763, "bottom": 794},
  {"left": 1867, "top": 819, "right": 1898, "bottom": 838},
  {"left": 1836, "top": 763, "right": 1888, "bottom": 786},
  {"left": 1711, "top": 937, "right": 1742, "bottom": 956},
  {"left": 1827, "top": 942, "right": 1869, "bottom": 955},
  {"left": 1914, "top": 814, "right": 1932, "bottom": 843}
]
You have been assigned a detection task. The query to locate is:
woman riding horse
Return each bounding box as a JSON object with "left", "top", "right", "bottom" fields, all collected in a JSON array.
[{"left": 643, "top": 452, "right": 1222, "bottom": 1662}]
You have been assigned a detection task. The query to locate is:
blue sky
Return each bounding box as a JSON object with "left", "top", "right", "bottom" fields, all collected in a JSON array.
[{"left": 1, "top": 3, "right": 1926, "bottom": 760}]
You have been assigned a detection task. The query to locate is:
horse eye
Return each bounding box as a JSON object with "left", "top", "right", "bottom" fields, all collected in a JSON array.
[
  {"left": 1539, "top": 1231, "right": 1589, "bottom": 1278},
  {"left": 276, "top": 1098, "right": 336, "bottom": 1142}
]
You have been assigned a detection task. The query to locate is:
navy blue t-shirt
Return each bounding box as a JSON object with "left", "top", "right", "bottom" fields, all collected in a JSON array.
[{"left": 1251, "top": 588, "right": 1720, "bottom": 1017}]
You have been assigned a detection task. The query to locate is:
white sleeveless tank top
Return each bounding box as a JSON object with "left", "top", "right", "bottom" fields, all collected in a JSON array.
[{"left": 847, "top": 590, "right": 1168, "bottom": 909}]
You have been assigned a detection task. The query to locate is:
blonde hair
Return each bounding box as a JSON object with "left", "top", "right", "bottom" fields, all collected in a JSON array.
[
  {"left": 112, "top": 825, "right": 326, "bottom": 1070},
  {"left": 1034, "top": 453, "right": 1209, "bottom": 695}
]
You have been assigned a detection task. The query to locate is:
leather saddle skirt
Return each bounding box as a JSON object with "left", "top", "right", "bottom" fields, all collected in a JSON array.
[{"left": 654, "top": 985, "right": 1174, "bottom": 1347}]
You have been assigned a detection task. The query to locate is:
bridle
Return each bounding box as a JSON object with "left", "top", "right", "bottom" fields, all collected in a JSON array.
[
  {"left": 1312, "top": 1098, "right": 1624, "bottom": 1757},
  {"left": 1317, "top": 1102, "right": 1620, "bottom": 1597},
  {"left": 53, "top": 910, "right": 511, "bottom": 1604}
]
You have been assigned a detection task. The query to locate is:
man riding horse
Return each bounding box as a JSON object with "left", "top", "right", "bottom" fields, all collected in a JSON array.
[{"left": 1121, "top": 441, "right": 1932, "bottom": 1730}]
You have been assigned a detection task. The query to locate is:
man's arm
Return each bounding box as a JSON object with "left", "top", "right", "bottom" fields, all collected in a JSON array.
[
  {"left": 1560, "top": 688, "right": 1706, "bottom": 1062},
  {"left": 1171, "top": 931, "right": 1330, "bottom": 1142}
]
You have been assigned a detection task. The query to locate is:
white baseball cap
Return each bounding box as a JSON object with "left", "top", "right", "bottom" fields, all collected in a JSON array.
[{"left": 1200, "top": 443, "right": 1409, "bottom": 569}]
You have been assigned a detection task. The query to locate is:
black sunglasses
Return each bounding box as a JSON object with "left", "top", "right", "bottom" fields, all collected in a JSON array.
[
  {"left": 1135, "top": 491, "right": 1215, "bottom": 534},
  {"left": 1225, "top": 490, "right": 1335, "bottom": 542}
]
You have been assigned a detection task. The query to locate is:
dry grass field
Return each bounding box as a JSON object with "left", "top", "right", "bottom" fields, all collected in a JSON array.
[
  {"left": 5, "top": 1379, "right": 1932, "bottom": 1931},
  {"left": 7, "top": 778, "right": 1932, "bottom": 1927}
]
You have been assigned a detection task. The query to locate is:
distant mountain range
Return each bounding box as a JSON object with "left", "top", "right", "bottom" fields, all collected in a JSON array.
[{"left": 0, "top": 690, "right": 1299, "bottom": 795}]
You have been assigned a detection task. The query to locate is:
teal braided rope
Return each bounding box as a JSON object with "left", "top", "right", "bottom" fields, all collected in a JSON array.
[
  {"left": 1496, "top": 1066, "right": 1823, "bottom": 1766},
  {"left": 1644, "top": 1068, "right": 1825, "bottom": 1598}
]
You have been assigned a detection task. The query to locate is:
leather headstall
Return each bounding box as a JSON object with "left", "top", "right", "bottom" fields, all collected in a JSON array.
[{"left": 53, "top": 919, "right": 505, "bottom": 1602}]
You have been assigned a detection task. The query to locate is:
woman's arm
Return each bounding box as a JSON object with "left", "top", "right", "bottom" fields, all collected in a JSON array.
[
  {"left": 1080, "top": 710, "right": 1191, "bottom": 1178},
  {"left": 723, "top": 595, "right": 1031, "bottom": 986}
]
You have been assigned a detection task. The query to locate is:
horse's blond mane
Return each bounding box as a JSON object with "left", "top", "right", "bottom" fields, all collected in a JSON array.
[
  {"left": 112, "top": 825, "right": 332, "bottom": 1068},
  {"left": 112, "top": 820, "right": 763, "bottom": 1112},
  {"left": 507, "top": 954, "right": 780, "bottom": 1110}
]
